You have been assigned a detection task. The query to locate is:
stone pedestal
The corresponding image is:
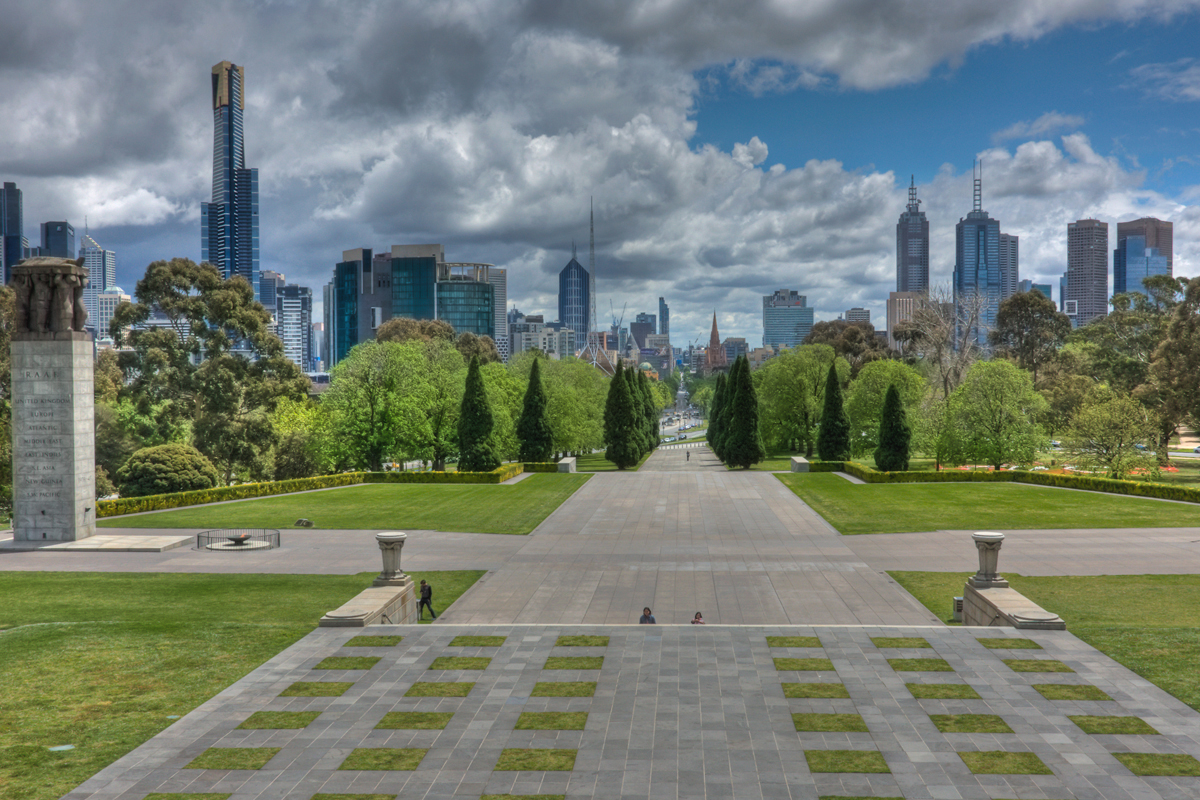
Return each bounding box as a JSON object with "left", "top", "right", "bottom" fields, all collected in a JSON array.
[
  {"left": 967, "top": 531, "right": 1008, "bottom": 589},
  {"left": 10, "top": 258, "right": 95, "bottom": 542},
  {"left": 372, "top": 531, "right": 408, "bottom": 586}
]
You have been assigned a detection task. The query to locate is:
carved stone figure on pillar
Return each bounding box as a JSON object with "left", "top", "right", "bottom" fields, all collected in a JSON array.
[{"left": 11, "top": 257, "right": 90, "bottom": 338}]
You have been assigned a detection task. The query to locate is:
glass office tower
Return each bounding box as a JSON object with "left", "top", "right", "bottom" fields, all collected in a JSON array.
[
  {"left": 201, "top": 61, "right": 260, "bottom": 299},
  {"left": 558, "top": 254, "right": 590, "bottom": 343},
  {"left": 896, "top": 177, "right": 929, "bottom": 293},
  {"left": 1, "top": 181, "right": 24, "bottom": 284}
]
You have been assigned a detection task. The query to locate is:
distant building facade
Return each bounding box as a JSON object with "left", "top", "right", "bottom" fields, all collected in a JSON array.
[
  {"left": 658, "top": 297, "right": 669, "bottom": 340},
  {"left": 704, "top": 313, "right": 727, "bottom": 374},
  {"left": 78, "top": 234, "right": 116, "bottom": 333},
  {"left": 886, "top": 291, "right": 922, "bottom": 350},
  {"left": 557, "top": 252, "right": 590, "bottom": 344},
  {"left": 1017, "top": 279, "right": 1053, "bottom": 301},
  {"left": 1, "top": 181, "right": 25, "bottom": 284},
  {"left": 953, "top": 169, "right": 1014, "bottom": 347},
  {"left": 1065, "top": 218, "right": 1108, "bottom": 324},
  {"left": 1114, "top": 217, "right": 1172, "bottom": 295},
  {"left": 277, "top": 283, "right": 313, "bottom": 370},
  {"left": 39, "top": 221, "right": 74, "bottom": 259},
  {"left": 762, "top": 289, "right": 813, "bottom": 350},
  {"left": 97, "top": 287, "right": 130, "bottom": 342},
  {"left": 844, "top": 307, "right": 870, "bottom": 324},
  {"left": 896, "top": 177, "right": 929, "bottom": 293}
]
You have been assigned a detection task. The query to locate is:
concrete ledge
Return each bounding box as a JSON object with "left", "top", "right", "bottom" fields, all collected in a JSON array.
[
  {"left": 557, "top": 457, "right": 577, "bottom": 473},
  {"left": 963, "top": 583, "right": 1065, "bottom": 630},
  {"left": 3, "top": 534, "right": 193, "bottom": 553},
  {"left": 320, "top": 581, "right": 418, "bottom": 627},
  {"left": 790, "top": 457, "right": 810, "bottom": 473}
]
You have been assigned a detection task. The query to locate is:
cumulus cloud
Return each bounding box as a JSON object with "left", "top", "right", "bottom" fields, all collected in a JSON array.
[
  {"left": 1129, "top": 58, "right": 1200, "bottom": 101},
  {"left": 992, "top": 112, "right": 1087, "bottom": 144},
  {"left": 0, "top": 0, "right": 1198, "bottom": 346}
]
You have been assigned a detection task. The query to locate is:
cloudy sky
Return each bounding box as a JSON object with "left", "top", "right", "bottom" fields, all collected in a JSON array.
[{"left": 3, "top": 0, "right": 1200, "bottom": 350}]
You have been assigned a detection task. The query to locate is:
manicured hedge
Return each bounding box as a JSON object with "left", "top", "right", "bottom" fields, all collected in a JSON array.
[
  {"left": 523, "top": 462, "right": 561, "bottom": 473},
  {"left": 807, "top": 461, "right": 844, "bottom": 473},
  {"left": 97, "top": 472, "right": 367, "bottom": 517},
  {"left": 836, "top": 461, "right": 1200, "bottom": 504},
  {"left": 97, "top": 463, "right": 529, "bottom": 518}
]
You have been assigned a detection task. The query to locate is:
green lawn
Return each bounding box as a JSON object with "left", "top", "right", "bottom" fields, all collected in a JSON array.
[
  {"left": 889, "top": 571, "right": 1200, "bottom": 710},
  {"left": 575, "top": 450, "right": 654, "bottom": 472},
  {"left": 0, "top": 570, "right": 483, "bottom": 800},
  {"left": 778, "top": 473, "right": 1200, "bottom": 534},
  {"left": 727, "top": 447, "right": 801, "bottom": 472},
  {"left": 99, "top": 474, "right": 590, "bottom": 534}
]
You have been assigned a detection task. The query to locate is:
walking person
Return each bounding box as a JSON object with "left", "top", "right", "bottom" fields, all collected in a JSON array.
[
  {"left": 691, "top": 612, "right": 705, "bottom": 624},
  {"left": 639, "top": 606, "right": 656, "bottom": 624},
  {"left": 418, "top": 579, "right": 437, "bottom": 620},
  {"left": 686, "top": 450, "right": 690, "bottom": 462}
]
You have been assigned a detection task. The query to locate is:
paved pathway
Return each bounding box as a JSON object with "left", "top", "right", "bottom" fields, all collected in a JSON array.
[{"left": 66, "top": 624, "right": 1200, "bottom": 800}]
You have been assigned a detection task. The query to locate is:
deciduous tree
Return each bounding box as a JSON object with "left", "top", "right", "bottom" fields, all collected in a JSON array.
[
  {"left": 1064, "top": 386, "right": 1157, "bottom": 479},
  {"left": 948, "top": 360, "right": 1048, "bottom": 469},
  {"left": 989, "top": 289, "right": 1071, "bottom": 383},
  {"left": 845, "top": 359, "right": 924, "bottom": 457}
]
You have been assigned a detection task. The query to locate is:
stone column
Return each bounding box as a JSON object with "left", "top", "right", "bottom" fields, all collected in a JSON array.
[
  {"left": 372, "top": 531, "right": 408, "bottom": 586},
  {"left": 967, "top": 531, "right": 1009, "bottom": 588},
  {"left": 11, "top": 258, "right": 95, "bottom": 542}
]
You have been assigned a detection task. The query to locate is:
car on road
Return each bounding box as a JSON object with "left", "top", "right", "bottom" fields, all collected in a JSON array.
[{"left": 1194, "top": 445, "right": 1200, "bottom": 454}]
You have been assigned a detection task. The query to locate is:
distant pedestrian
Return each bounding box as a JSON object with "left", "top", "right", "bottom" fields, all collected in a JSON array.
[
  {"left": 418, "top": 579, "right": 437, "bottom": 620},
  {"left": 691, "top": 612, "right": 705, "bottom": 624},
  {"left": 686, "top": 450, "right": 690, "bottom": 462},
  {"left": 639, "top": 606, "right": 656, "bottom": 624}
]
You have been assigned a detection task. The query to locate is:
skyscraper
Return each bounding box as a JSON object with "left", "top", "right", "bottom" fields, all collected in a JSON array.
[
  {"left": 40, "top": 221, "right": 74, "bottom": 258},
  {"left": 1, "top": 181, "right": 24, "bottom": 284},
  {"left": 1065, "top": 219, "right": 1108, "bottom": 324},
  {"left": 658, "top": 297, "right": 669, "bottom": 340},
  {"left": 201, "top": 61, "right": 260, "bottom": 299},
  {"left": 1114, "top": 217, "right": 1172, "bottom": 295},
  {"left": 954, "top": 165, "right": 1003, "bottom": 347},
  {"left": 762, "top": 290, "right": 813, "bottom": 350},
  {"left": 844, "top": 308, "right": 870, "bottom": 323},
  {"left": 896, "top": 176, "right": 929, "bottom": 293},
  {"left": 259, "top": 270, "right": 286, "bottom": 316},
  {"left": 634, "top": 312, "right": 656, "bottom": 334},
  {"left": 79, "top": 234, "right": 116, "bottom": 332},
  {"left": 557, "top": 249, "right": 590, "bottom": 344},
  {"left": 487, "top": 267, "right": 508, "bottom": 361},
  {"left": 277, "top": 284, "right": 313, "bottom": 370},
  {"left": 999, "top": 233, "right": 1019, "bottom": 299}
]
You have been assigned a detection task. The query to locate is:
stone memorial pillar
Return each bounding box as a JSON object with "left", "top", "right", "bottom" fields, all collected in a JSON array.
[
  {"left": 967, "top": 531, "right": 1008, "bottom": 589},
  {"left": 372, "top": 531, "right": 409, "bottom": 587},
  {"left": 10, "top": 257, "right": 95, "bottom": 542}
]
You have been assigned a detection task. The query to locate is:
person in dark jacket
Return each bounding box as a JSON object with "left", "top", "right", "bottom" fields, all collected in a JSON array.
[
  {"left": 639, "top": 607, "right": 656, "bottom": 624},
  {"left": 418, "top": 579, "right": 437, "bottom": 620}
]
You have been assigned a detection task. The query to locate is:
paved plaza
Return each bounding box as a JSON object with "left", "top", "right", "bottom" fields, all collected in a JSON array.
[{"left": 66, "top": 625, "right": 1200, "bottom": 800}]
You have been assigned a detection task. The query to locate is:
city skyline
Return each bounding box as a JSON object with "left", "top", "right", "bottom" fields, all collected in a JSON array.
[{"left": 1, "top": 4, "right": 1199, "bottom": 348}]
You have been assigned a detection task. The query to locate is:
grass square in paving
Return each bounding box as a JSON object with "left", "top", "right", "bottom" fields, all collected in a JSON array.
[
  {"left": 530, "top": 681, "right": 596, "bottom": 697},
  {"left": 888, "top": 658, "right": 952, "bottom": 672},
  {"left": 429, "top": 656, "right": 491, "bottom": 670},
  {"left": 279, "top": 681, "right": 354, "bottom": 697},
  {"left": 774, "top": 657, "right": 835, "bottom": 671},
  {"left": 1112, "top": 752, "right": 1200, "bottom": 776},
  {"left": 976, "top": 637, "right": 1041, "bottom": 650},
  {"left": 543, "top": 656, "right": 603, "bottom": 670},
  {"left": 515, "top": 712, "right": 588, "bottom": 730},
  {"left": 555, "top": 635, "right": 608, "bottom": 646},
  {"left": 1068, "top": 715, "right": 1159, "bottom": 735},
  {"left": 184, "top": 747, "right": 280, "bottom": 770},
  {"left": 375, "top": 712, "right": 454, "bottom": 730},
  {"left": 404, "top": 682, "right": 475, "bottom": 697},
  {"left": 930, "top": 714, "right": 1013, "bottom": 734},
  {"left": 804, "top": 750, "right": 890, "bottom": 773},
  {"left": 793, "top": 713, "right": 869, "bottom": 732},
  {"left": 449, "top": 635, "right": 506, "bottom": 647},
  {"left": 958, "top": 751, "right": 1052, "bottom": 775},
  {"left": 314, "top": 656, "right": 380, "bottom": 670},
  {"left": 1034, "top": 683, "right": 1112, "bottom": 701},
  {"left": 767, "top": 636, "right": 822, "bottom": 648},
  {"left": 907, "top": 683, "right": 981, "bottom": 699},
  {"left": 871, "top": 637, "right": 930, "bottom": 648},
  {"left": 783, "top": 683, "right": 850, "bottom": 699},
  {"left": 1004, "top": 659, "right": 1073, "bottom": 673},
  {"left": 343, "top": 635, "right": 403, "bottom": 647},
  {"left": 338, "top": 748, "right": 428, "bottom": 770},
  {"left": 236, "top": 711, "right": 320, "bottom": 729},
  {"left": 494, "top": 748, "right": 577, "bottom": 771}
]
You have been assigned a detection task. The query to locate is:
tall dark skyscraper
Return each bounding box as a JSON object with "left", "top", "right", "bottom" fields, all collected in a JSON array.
[
  {"left": 1, "top": 181, "right": 24, "bottom": 284},
  {"left": 40, "top": 221, "right": 75, "bottom": 258},
  {"left": 558, "top": 247, "right": 590, "bottom": 344},
  {"left": 201, "top": 61, "right": 260, "bottom": 299},
  {"left": 954, "top": 165, "right": 1004, "bottom": 348},
  {"left": 658, "top": 297, "right": 669, "bottom": 340},
  {"left": 896, "top": 176, "right": 929, "bottom": 293},
  {"left": 1066, "top": 219, "right": 1108, "bottom": 324}
]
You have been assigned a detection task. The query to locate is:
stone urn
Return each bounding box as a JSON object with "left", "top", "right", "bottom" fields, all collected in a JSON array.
[
  {"left": 372, "top": 531, "right": 409, "bottom": 586},
  {"left": 968, "top": 531, "right": 1009, "bottom": 588}
]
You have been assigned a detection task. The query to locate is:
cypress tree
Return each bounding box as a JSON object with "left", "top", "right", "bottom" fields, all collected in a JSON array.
[
  {"left": 630, "top": 366, "right": 649, "bottom": 456},
  {"left": 706, "top": 373, "right": 726, "bottom": 447},
  {"left": 714, "top": 358, "right": 742, "bottom": 461},
  {"left": 817, "top": 361, "right": 851, "bottom": 461},
  {"left": 724, "top": 355, "right": 766, "bottom": 469},
  {"left": 517, "top": 357, "right": 554, "bottom": 462},
  {"left": 458, "top": 355, "right": 501, "bottom": 472},
  {"left": 603, "top": 359, "right": 625, "bottom": 449},
  {"left": 874, "top": 383, "right": 911, "bottom": 472},
  {"left": 604, "top": 364, "right": 641, "bottom": 469},
  {"left": 637, "top": 369, "right": 658, "bottom": 451}
]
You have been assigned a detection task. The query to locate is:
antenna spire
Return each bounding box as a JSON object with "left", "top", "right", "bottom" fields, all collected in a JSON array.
[
  {"left": 973, "top": 160, "right": 982, "bottom": 212},
  {"left": 907, "top": 175, "right": 919, "bottom": 212}
]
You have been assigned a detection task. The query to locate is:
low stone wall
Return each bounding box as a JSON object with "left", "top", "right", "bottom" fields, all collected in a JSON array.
[
  {"left": 319, "top": 580, "right": 419, "bottom": 627},
  {"left": 557, "top": 457, "right": 577, "bottom": 473},
  {"left": 963, "top": 583, "right": 1065, "bottom": 630},
  {"left": 790, "top": 457, "right": 810, "bottom": 473}
]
